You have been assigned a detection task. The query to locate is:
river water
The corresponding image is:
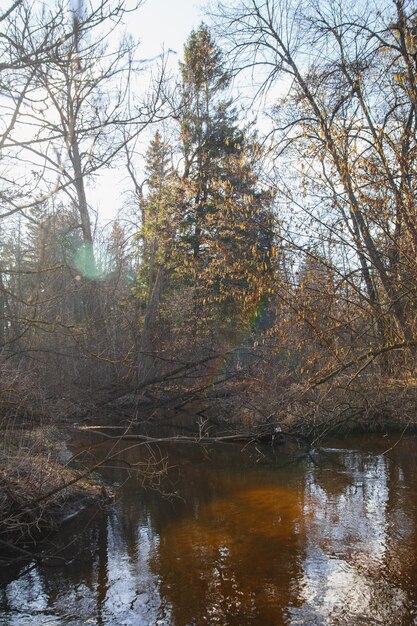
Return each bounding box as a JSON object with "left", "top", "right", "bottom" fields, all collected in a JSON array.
[{"left": 1, "top": 434, "right": 417, "bottom": 625}]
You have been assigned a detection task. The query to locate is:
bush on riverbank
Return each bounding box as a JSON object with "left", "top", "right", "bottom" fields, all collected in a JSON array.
[{"left": 0, "top": 423, "right": 102, "bottom": 550}]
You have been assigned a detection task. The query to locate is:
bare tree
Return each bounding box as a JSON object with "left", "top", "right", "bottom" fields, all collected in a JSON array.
[
  {"left": 1, "top": 0, "right": 165, "bottom": 259},
  {"left": 214, "top": 0, "right": 417, "bottom": 363},
  {"left": 0, "top": 0, "right": 168, "bottom": 399}
]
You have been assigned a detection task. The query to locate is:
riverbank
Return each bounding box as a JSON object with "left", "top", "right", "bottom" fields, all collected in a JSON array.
[
  {"left": 0, "top": 423, "right": 106, "bottom": 560},
  {"left": 1, "top": 372, "right": 415, "bottom": 560}
]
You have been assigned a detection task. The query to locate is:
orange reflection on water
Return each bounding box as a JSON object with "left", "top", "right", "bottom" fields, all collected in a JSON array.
[
  {"left": 3, "top": 438, "right": 417, "bottom": 625},
  {"left": 151, "top": 486, "right": 307, "bottom": 625}
]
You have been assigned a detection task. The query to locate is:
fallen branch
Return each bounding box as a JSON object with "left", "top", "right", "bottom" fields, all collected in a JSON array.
[{"left": 76, "top": 425, "right": 289, "bottom": 445}]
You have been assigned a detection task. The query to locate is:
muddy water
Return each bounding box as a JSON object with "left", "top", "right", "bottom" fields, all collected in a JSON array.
[{"left": 1, "top": 435, "right": 417, "bottom": 625}]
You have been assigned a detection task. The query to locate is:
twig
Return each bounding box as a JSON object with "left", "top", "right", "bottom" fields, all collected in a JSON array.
[{"left": 382, "top": 421, "right": 410, "bottom": 455}]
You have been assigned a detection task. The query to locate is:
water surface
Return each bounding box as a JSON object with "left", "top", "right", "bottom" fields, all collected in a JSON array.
[{"left": 1, "top": 435, "right": 417, "bottom": 625}]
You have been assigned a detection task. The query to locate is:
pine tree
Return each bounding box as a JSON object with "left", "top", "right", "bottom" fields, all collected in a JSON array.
[
  {"left": 137, "top": 131, "right": 176, "bottom": 304},
  {"left": 135, "top": 131, "right": 178, "bottom": 381},
  {"left": 178, "top": 24, "right": 241, "bottom": 259},
  {"left": 176, "top": 25, "right": 275, "bottom": 330}
]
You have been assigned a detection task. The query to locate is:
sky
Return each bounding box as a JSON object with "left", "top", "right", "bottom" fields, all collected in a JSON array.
[
  {"left": 91, "top": 0, "right": 206, "bottom": 226},
  {"left": 133, "top": 0, "right": 204, "bottom": 59}
]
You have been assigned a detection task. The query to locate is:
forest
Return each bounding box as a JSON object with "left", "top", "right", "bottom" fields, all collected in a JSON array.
[{"left": 1, "top": 0, "right": 417, "bottom": 549}]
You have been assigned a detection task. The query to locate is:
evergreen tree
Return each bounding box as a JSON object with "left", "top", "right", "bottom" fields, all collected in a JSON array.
[
  {"left": 178, "top": 24, "right": 241, "bottom": 259},
  {"left": 176, "top": 25, "right": 275, "bottom": 329},
  {"left": 135, "top": 26, "right": 276, "bottom": 363},
  {"left": 135, "top": 131, "right": 179, "bottom": 381},
  {"left": 137, "top": 131, "right": 177, "bottom": 305}
]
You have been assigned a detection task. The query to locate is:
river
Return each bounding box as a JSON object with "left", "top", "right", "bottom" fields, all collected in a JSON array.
[{"left": 1, "top": 434, "right": 417, "bottom": 625}]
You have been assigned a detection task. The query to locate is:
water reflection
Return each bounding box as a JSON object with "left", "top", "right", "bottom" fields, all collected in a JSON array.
[
  {"left": 152, "top": 485, "right": 304, "bottom": 625},
  {"left": 1, "top": 437, "right": 417, "bottom": 625}
]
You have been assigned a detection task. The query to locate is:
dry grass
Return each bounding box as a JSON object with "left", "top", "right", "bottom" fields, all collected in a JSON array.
[{"left": 0, "top": 422, "right": 101, "bottom": 547}]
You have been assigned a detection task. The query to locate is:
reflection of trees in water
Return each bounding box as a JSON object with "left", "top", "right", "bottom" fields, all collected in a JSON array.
[
  {"left": 383, "top": 441, "right": 417, "bottom": 621},
  {"left": 149, "top": 486, "right": 306, "bottom": 625},
  {"left": 4, "top": 441, "right": 417, "bottom": 624},
  {"left": 300, "top": 447, "right": 417, "bottom": 625}
]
